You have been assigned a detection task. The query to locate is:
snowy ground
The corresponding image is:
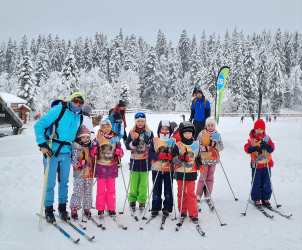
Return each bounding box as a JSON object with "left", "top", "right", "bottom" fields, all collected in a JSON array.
[{"left": 0, "top": 114, "right": 301, "bottom": 250}]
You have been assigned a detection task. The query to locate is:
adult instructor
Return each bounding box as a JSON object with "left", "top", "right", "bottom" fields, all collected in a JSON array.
[
  {"left": 189, "top": 89, "right": 211, "bottom": 140},
  {"left": 34, "top": 92, "right": 85, "bottom": 223}
]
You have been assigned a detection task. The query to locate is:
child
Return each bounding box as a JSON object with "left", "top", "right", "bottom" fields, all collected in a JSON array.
[
  {"left": 149, "top": 120, "right": 176, "bottom": 217},
  {"left": 172, "top": 121, "right": 203, "bottom": 221},
  {"left": 125, "top": 112, "right": 154, "bottom": 211},
  {"left": 90, "top": 120, "right": 124, "bottom": 216},
  {"left": 196, "top": 117, "right": 224, "bottom": 203},
  {"left": 70, "top": 125, "right": 94, "bottom": 219},
  {"left": 244, "top": 119, "right": 275, "bottom": 208}
]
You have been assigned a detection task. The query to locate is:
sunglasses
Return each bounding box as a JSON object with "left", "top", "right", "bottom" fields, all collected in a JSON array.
[
  {"left": 135, "top": 112, "right": 146, "bottom": 119},
  {"left": 72, "top": 99, "right": 84, "bottom": 105}
]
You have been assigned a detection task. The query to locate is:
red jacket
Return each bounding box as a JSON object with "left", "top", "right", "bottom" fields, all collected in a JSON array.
[
  {"left": 111, "top": 104, "right": 127, "bottom": 128},
  {"left": 171, "top": 129, "right": 181, "bottom": 143},
  {"left": 244, "top": 130, "right": 275, "bottom": 169}
]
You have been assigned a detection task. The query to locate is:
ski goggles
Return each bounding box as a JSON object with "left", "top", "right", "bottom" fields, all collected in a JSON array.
[
  {"left": 134, "top": 112, "right": 146, "bottom": 120},
  {"left": 72, "top": 99, "right": 84, "bottom": 105}
]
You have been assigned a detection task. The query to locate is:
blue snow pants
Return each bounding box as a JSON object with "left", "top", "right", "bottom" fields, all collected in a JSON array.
[
  {"left": 43, "top": 153, "right": 71, "bottom": 207},
  {"left": 251, "top": 167, "right": 272, "bottom": 201},
  {"left": 151, "top": 171, "right": 173, "bottom": 212}
]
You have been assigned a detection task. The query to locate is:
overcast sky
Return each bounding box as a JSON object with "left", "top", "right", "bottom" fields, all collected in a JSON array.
[{"left": 0, "top": 0, "right": 301, "bottom": 45}]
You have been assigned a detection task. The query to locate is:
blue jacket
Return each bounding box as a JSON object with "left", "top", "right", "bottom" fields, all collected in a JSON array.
[
  {"left": 34, "top": 102, "right": 83, "bottom": 154},
  {"left": 190, "top": 97, "right": 211, "bottom": 122},
  {"left": 106, "top": 114, "right": 124, "bottom": 141}
]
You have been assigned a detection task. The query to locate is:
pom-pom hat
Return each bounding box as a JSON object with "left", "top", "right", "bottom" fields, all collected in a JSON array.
[
  {"left": 254, "top": 119, "right": 266, "bottom": 131},
  {"left": 76, "top": 125, "right": 91, "bottom": 138},
  {"left": 205, "top": 117, "right": 216, "bottom": 126}
]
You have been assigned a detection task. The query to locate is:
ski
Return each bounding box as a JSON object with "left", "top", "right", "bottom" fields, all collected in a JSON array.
[
  {"left": 95, "top": 215, "right": 106, "bottom": 230},
  {"left": 131, "top": 207, "right": 139, "bottom": 221},
  {"left": 206, "top": 199, "right": 214, "bottom": 210},
  {"left": 198, "top": 205, "right": 202, "bottom": 212},
  {"left": 72, "top": 218, "right": 86, "bottom": 230},
  {"left": 191, "top": 220, "right": 205, "bottom": 236},
  {"left": 36, "top": 213, "right": 80, "bottom": 244},
  {"left": 109, "top": 215, "right": 127, "bottom": 230},
  {"left": 54, "top": 214, "right": 95, "bottom": 241},
  {"left": 160, "top": 215, "right": 168, "bottom": 230},
  {"left": 175, "top": 217, "right": 185, "bottom": 231},
  {"left": 139, "top": 215, "right": 156, "bottom": 230},
  {"left": 264, "top": 206, "right": 293, "bottom": 218},
  {"left": 248, "top": 200, "right": 274, "bottom": 218}
]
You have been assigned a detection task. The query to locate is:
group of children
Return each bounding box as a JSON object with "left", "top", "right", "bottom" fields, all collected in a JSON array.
[{"left": 69, "top": 111, "right": 275, "bottom": 222}]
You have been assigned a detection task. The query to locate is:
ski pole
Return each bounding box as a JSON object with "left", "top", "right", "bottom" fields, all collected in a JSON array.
[
  {"left": 179, "top": 161, "right": 187, "bottom": 218},
  {"left": 119, "top": 147, "right": 137, "bottom": 215},
  {"left": 118, "top": 156, "right": 127, "bottom": 193},
  {"left": 89, "top": 155, "right": 97, "bottom": 211},
  {"left": 81, "top": 168, "right": 87, "bottom": 223},
  {"left": 241, "top": 155, "right": 260, "bottom": 216},
  {"left": 199, "top": 171, "right": 226, "bottom": 226},
  {"left": 168, "top": 161, "right": 177, "bottom": 220},
  {"left": 146, "top": 144, "right": 151, "bottom": 212},
  {"left": 214, "top": 149, "right": 238, "bottom": 201},
  {"left": 142, "top": 161, "right": 162, "bottom": 220},
  {"left": 264, "top": 150, "right": 281, "bottom": 208},
  {"left": 38, "top": 135, "right": 54, "bottom": 231}
]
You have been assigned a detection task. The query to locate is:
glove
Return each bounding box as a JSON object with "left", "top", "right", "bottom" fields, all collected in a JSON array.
[
  {"left": 143, "top": 135, "right": 152, "bottom": 145},
  {"left": 77, "top": 160, "right": 86, "bottom": 169},
  {"left": 178, "top": 155, "right": 190, "bottom": 162},
  {"left": 199, "top": 166, "right": 204, "bottom": 173},
  {"left": 251, "top": 146, "right": 263, "bottom": 154},
  {"left": 189, "top": 118, "right": 193, "bottom": 123},
  {"left": 157, "top": 153, "right": 173, "bottom": 161},
  {"left": 204, "top": 146, "right": 211, "bottom": 152},
  {"left": 260, "top": 141, "right": 271, "bottom": 151},
  {"left": 90, "top": 147, "right": 98, "bottom": 158},
  {"left": 210, "top": 141, "right": 217, "bottom": 149},
  {"left": 38, "top": 142, "right": 53, "bottom": 158},
  {"left": 132, "top": 137, "right": 140, "bottom": 147},
  {"left": 115, "top": 148, "right": 124, "bottom": 158}
]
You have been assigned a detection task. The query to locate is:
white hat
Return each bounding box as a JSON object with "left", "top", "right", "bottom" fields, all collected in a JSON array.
[{"left": 205, "top": 117, "right": 216, "bottom": 126}]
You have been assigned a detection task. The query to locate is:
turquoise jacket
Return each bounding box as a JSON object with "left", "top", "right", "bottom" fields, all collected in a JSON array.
[{"left": 34, "top": 102, "right": 83, "bottom": 154}]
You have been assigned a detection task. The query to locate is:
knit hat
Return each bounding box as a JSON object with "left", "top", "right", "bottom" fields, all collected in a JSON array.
[
  {"left": 205, "top": 117, "right": 216, "bottom": 126},
  {"left": 82, "top": 104, "right": 92, "bottom": 114},
  {"left": 76, "top": 125, "right": 91, "bottom": 138},
  {"left": 70, "top": 92, "right": 85, "bottom": 102},
  {"left": 118, "top": 100, "right": 125, "bottom": 108},
  {"left": 196, "top": 89, "right": 203, "bottom": 95},
  {"left": 254, "top": 119, "right": 266, "bottom": 131},
  {"left": 192, "top": 87, "right": 198, "bottom": 96},
  {"left": 179, "top": 121, "right": 195, "bottom": 137},
  {"left": 170, "top": 121, "right": 178, "bottom": 133},
  {"left": 100, "top": 119, "right": 112, "bottom": 129},
  {"left": 113, "top": 112, "right": 122, "bottom": 120}
]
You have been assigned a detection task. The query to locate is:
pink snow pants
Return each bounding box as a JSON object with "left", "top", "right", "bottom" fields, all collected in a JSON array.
[
  {"left": 96, "top": 178, "right": 116, "bottom": 210},
  {"left": 196, "top": 164, "right": 216, "bottom": 196}
]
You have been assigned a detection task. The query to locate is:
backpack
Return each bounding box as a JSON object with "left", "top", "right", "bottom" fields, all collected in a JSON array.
[
  {"left": 109, "top": 108, "right": 115, "bottom": 116},
  {"left": 193, "top": 98, "right": 207, "bottom": 109},
  {"left": 45, "top": 99, "right": 83, "bottom": 157}
]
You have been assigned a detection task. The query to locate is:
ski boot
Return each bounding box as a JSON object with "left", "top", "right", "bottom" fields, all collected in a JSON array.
[
  {"left": 84, "top": 209, "right": 92, "bottom": 219},
  {"left": 58, "top": 203, "right": 70, "bottom": 221},
  {"left": 108, "top": 210, "right": 116, "bottom": 216},
  {"left": 45, "top": 205, "right": 56, "bottom": 223},
  {"left": 71, "top": 207, "right": 78, "bottom": 220},
  {"left": 254, "top": 200, "right": 262, "bottom": 208},
  {"left": 262, "top": 200, "right": 272, "bottom": 208},
  {"left": 181, "top": 213, "right": 187, "bottom": 218},
  {"left": 151, "top": 210, "right": 158, "bottom": 217},
  {"left": 130, "top": 202, "right": 136, "bottom": 209},
  {"left": 98, "top": 210, "right": 104, "bottom": 218},
  {"left": 139, "top": 203, "right": 145, "bottom": 212},
  {"left": 197, "top": 196, "right": 202, "bottom": 203},
  {"left": 190, "top": 216, "right": 198, "bottom": 222},
  {"left": 163, "top": 210, "right": 169, "bottom": 217}
]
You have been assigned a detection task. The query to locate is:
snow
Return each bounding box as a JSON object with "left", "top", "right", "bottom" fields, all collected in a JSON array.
[
  {"left": 0, "top": 92, "right": 27, "bottom": 106},
  {"left": 0, "top": 114, "right": 301, "bottom": 250}
]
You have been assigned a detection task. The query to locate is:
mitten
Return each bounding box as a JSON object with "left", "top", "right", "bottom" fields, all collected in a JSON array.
[
  {"left": 143, "top": 135, "right": 152, "bottom": 145},
  {"left": 77, "top": 160, "right": 86, "bottom": 169},
  {"left": 210, "top": 141, "right": 217, "bottom": 149},
  {"left": 115, "top": 148, "right": 124, "bottom": 158},
  {"left": 178, "top": 155, "right": 190, "bottom": 162},
  {"left": 157, "top": 153, "right": 167, "bottom": 160},
  {"left": 90, "top": 147, "right": 98, "bottom": 158},
  {"left": 38, "top": 142, "right": 53, "bottom": 158},
  {"left": 260, "top": 141, "right": 271, "bottom": 151},
  {"left": 204, "top": 146, "right": 211, "bottom": 152},
  {"left": 252, "top": 146, "right": 263, "bottom": 154},
  {"left": 132, "top": 138, "right": 140, "bottom": 147}
]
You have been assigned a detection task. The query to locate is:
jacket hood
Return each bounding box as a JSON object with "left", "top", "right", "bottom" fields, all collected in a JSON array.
[{"left": 157, "top": 120, "right": 172, "bottom": 137}]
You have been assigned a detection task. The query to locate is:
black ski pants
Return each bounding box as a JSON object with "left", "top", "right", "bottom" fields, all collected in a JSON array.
[{"left": 193, "top": 120, "right": 205, "bottom": 140}]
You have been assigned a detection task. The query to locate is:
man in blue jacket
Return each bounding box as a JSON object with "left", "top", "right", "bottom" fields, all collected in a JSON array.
[
  {"left": 34, "top": 92, "right": 85, "bottom": 223},
  {"left": 106, "top": 112, "right": 125, "bottom": 141},
  {"left": 189, "top": 89, "right": 211, "bottom": 140}
]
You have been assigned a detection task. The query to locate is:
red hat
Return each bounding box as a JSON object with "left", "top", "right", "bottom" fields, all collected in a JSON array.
[
  {"left": 76, "top": 125, "right": 91, "bottom": 138},
  {"left": 254, "top": 119, "right": 265, "bottom": 131}
]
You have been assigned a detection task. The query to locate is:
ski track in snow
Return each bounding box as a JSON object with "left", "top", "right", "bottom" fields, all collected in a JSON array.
[{"left": 0, "top": 114, "right": 301, "bottom": 250}]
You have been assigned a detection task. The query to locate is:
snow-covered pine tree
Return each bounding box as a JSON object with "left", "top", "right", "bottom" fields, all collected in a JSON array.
[
  {"left": 61, "top": 49, "right": 80, "bottom": 95},
  {"left": 0, "top": 42, "right": 6, "bottom": 74},
  {"left": 283, "top": 30, "right": 292, "bottom": 77},
  {"left": 30, "top": 38, "right": 37, "bottom": 61},
  {"left": 5, "top": 38, "right": 14, "bottom": 75},
  {"left": 156, "top": 29, "right": 168, "bottom": 59},
  {"left": 291, "top": 65, "right": 302, "bottom": 108},
  {"left": 83, "top": 37, "right": 93, "bottom": 72},
  {"left": 178, "top": 30, "right": 191, "bottom": 75},
  {"left": 123, "top": 34, "right": 139, "bottom": 72},
  {"left": 140, "top": 47, "right": 161, "bottom": 110},
  {"left": 291, "top": 31, "right": 299, "bottom": 67},
  {"left": 20, "top": 35, "right": 29, "bottom": 57},
  {"left": 35, "top": 42, "right": 50, "bottom": 86},
  {"left": 92, "top": 32, "right": 101, "bottom": 68},
  {"left": 73, "top": 37, "right": 84, "bottom": 70},
  {"left": 0, "top": 73, "right": 9, "bottom": 92},
  {"left": 120, "top": 82, "right": 130, "bottom": 106},
  {"left": 18, "top": 48, "right": 36, "bottom": 111},
  {"left": 190, "top": 42, "right": 202, "bottom": 89},
  {"left": 109, "top": 35, "right": 124, "bottom": 82},
  {"left": 51, "top": 35, "right": 64, "bottom": 72},
  {"left": 256, "top": 36, "right": 269, "bottom": 99},
  {"left": 222, "top": 29, "right": 232, "bottom": 67},
  {"left": 199, "top": 30, "right": 207, "bottom": 67},
  {"left": 47, "top": 34, "right": 53, "bottom": 55},
  {"left": 206, "top": 32, "right": 216, "bottom": 66}
]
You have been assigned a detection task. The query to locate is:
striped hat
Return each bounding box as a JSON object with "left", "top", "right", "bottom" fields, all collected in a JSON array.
[
  {"left": 100, "top": 119, "right": 112, "bottom": 129},
  {"left": 76, "top": 125, "right": 91, "bottom": 138}
]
